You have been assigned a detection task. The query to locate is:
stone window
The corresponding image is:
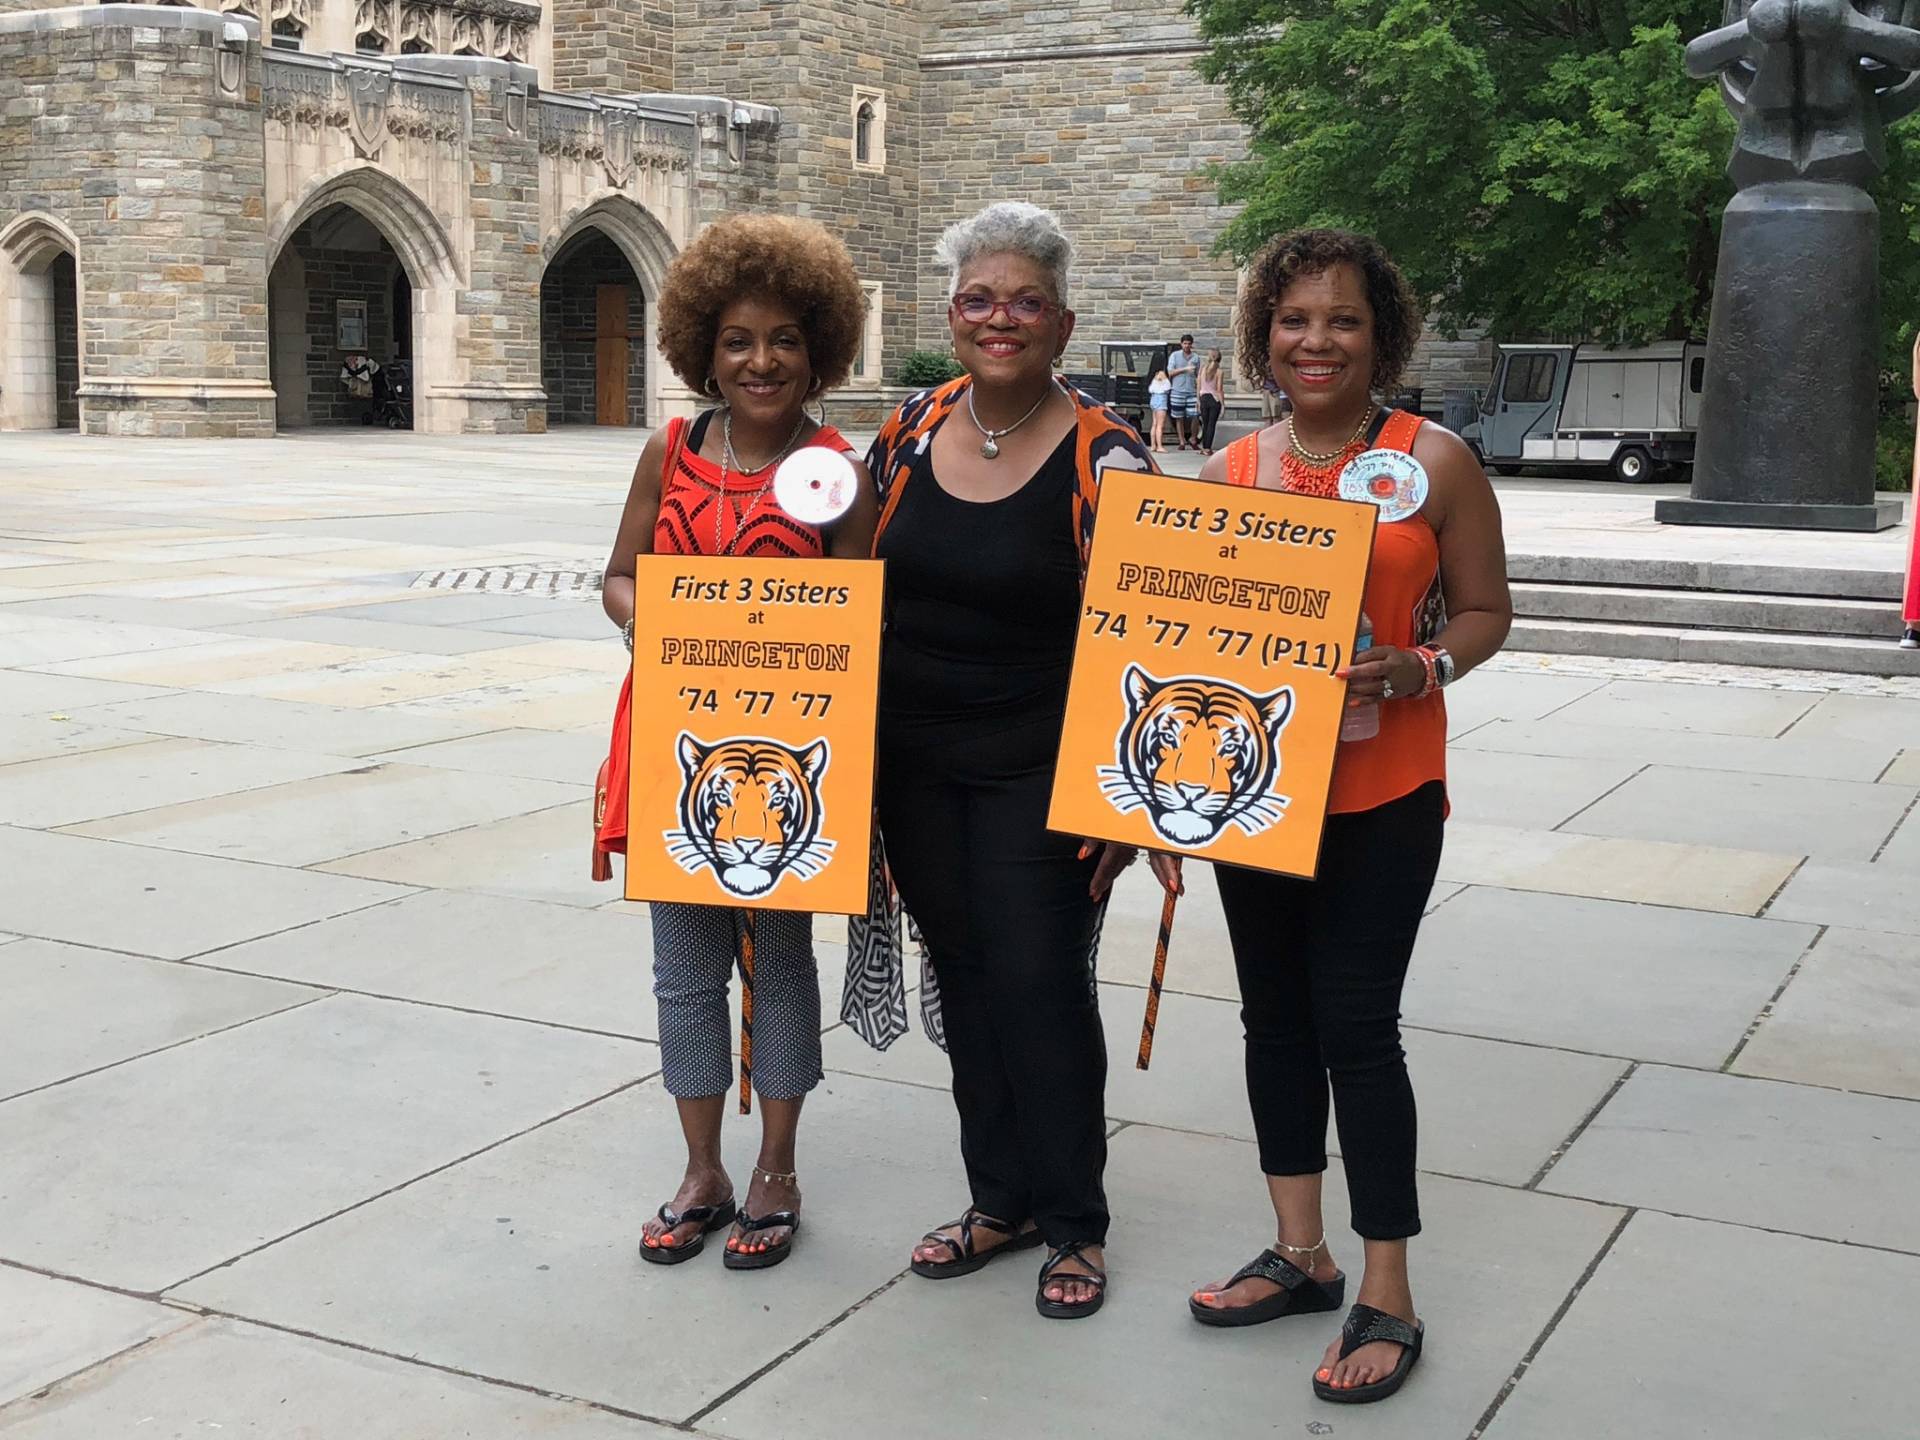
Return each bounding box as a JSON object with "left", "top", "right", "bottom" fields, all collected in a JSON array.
[
  {"left": 853, "top": 282, "right": 883, "bottom": 385},
  {"left": 399, "top": 3, "right": 436, "bottom": 51},
  {"left": 852, "top": 89, "right": 885, "bottom": 172},
  {"left": 270, "top": 16, "right": 305, "bottom": 49},
  {"left": 356, "top": 0, "right": 390, "bottom": 51},
  {"left": 451, "top": 11, "right": 486, "bottom": 55},
  {"left": 357, "top": 29, "right": 390, "bottom": 53},
  {"left": 401, "top": 36, "right": 431, "bottom": 53}
]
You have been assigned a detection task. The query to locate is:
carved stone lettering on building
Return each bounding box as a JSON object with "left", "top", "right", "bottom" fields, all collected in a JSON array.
[{"left": 263, "top": 59, "right": 345, "bottom": 130}]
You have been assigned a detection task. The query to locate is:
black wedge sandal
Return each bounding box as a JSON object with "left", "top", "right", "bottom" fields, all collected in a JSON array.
[
  {"left": 722, "top": 1209, "right": 799, "bottom": 1270},
  {"left": 1313, "top": 1303, "right": 1424, "bottom": 1404},
  {"left": 1189, "top": 1248, "right": 1345, "bottom": 1328},
  {"left": 636, "top": 1196, "right": 736, "bottom": 1266},
  {"left": 910, "top": 1208, "right": 1044, "bottom": 1280},
  {"left": 1035, "top": 1240, "right": 1107, "bottom": 1320}
]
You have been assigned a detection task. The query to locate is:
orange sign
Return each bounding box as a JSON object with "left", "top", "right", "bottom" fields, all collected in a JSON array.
[
  {"left": 626, "top": 555, "right": 883, "bottom": 914},
  {"left": 1047, "top": 470, "right": 1377, "bottom": 879}
]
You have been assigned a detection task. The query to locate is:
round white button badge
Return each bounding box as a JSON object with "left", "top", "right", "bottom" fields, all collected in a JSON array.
[
  {"left": 773, "top": 447, "right": 857, "bottom": 525},
  {"left": 1338, "top": 449, "right": 1430, "bottom": 523}
]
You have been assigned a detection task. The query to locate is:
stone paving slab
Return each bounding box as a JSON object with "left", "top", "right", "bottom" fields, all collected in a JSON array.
[
  {"left": 1543, "top": 1065, "right": 1920, "bottom": 1252},
  {"left": 0, "top": 616, "right": 233, "bottom": 668},
  {"left": 1479, "top": 1210, "right": 1920, "bottom": 1440},
  {"left": 0, "top": 1318, "right": 678, "bottom": 1438},
  {"left": 0, "top": 670, "right": 171, "bottom": 716},
  {"left": 1443, "top": 749, "right": 1643, "bottom": 830},
  {"left": 66, "top": 764, "right": 585, "bottom": 867},
  {"left": 453, "top": 604, "right": 620, "bottom": 639},
  {"left": 192, "top": 651, "right": 579, "bottom": 708},
  {"left": 1562, "top": 764, "right": 1914, "bottom": 862},
  {"left": 1764, "top": 859, "right": 1920, "bottom": 937},
  {"left": 76, "top": 689, "right": 497, "bottom": 757},
  {"left": 1779, "top": 691, "right": 1920, "bottom": 749},
  {"left": 0, "top": 737, "right": 359, "bottom": 829},
  {"left": 172, "top": 1075, "right": 966, "bottom": 1424},
  {"left": 1548, "top": 677, "right": 1821, "bottom": 736},
  {"left": 216, "top": 613, "right": 541, "bottom": 655},
  {"left": 203, "top": 889, "right": 656, "bottom": 1038},
  {"left": 0, "top": 939, "right": 322, "bottom": 1100},
  {"left": 0, "top": 1266, "right": 196, "bottom": 1410},
  {"left": 1734, "top": 927, "right": 1920, "bottom": 1099},
  {"left": 1435, "top": 822, "right": 1799, "bottom": 915},
  {"left": 1436, "top": 667, "right": 1607, "bottom": 737},
  {"left": 322, "top": 592, "right": 587, "bottom": 626},
  {"left": 822, "top": 982, "right": 1626, "bottom": 1187},
  {"left": 1454, "top": 714, "right": 1901, "bottom": 782},
  {"left": 702, "top": 1125, "right": 1624, "bottom": 1440},
  {"left": 1877, "top": 805, "right": 1920, "bottom": 869},
  {"left": 0, "top": 994, "right": 652, "bottom": 1292},
  {"left": 1886, "top": 748, "right": 1920, "bottom": 784},
  {"left": 0, "top": 715, "right": 159, "bottom": 768},
  {"left": 0, "top": 826, "right": 413, "bottom": 959},
  {"left": 1403, "top": 887, "right": 1815, "bottom": 1065},
  {"left": 28, "top": 636, "right": 394, "bottom": 687},
  {"left": 317, "top": 797, "right": 610, "bottom": 909},
  {"left": 367, "top": 726, "right": 606, "bottom": 783},
  {"left": 384, "top": 670, "right": 618, "bottom": 731}
]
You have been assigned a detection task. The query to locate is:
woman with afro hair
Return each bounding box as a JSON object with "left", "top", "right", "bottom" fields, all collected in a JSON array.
[{"left": 602, "top": 213, "right": 878, "bottom": 1274}]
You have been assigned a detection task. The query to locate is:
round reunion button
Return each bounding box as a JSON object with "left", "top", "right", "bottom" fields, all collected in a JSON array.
[
  {"left": 1338, "top": 448, "right": 1430, "bottom": 523},
  {"left": 773, "top": 447, "right": 857, "bottom": 526}
]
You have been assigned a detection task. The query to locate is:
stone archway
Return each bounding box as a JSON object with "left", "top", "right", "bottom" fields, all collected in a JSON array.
[
  {"left": 0, "top": 212, "right": 83, "bottom": 432},
  {"left": 267, "top": 164, "right": 462, "bottom": 432},
  {"left": 541, "top": 193, "right": 676, "bottom": 426}
]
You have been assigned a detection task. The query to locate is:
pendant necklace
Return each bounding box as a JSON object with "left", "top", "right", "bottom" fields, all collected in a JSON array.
[
  {"left": 715, "top": 408, "right": 807, "bottom": 555},
  {"left": 967, "top": 378, "right": 1057, "bottom": 459},
  {"left": 1280, "top": 405, "right": 1376, "bottom": 499}
]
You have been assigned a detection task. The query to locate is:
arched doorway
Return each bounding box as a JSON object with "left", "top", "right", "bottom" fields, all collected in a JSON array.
[
  {"left": 0, "top": 213, "right": 82, "bottom": 432},
  {"left": 268, "top": 202, "right": 414, "bottom": 429},
  {"left": 540, "top": 228, "right": 646, "bottom": 427}
]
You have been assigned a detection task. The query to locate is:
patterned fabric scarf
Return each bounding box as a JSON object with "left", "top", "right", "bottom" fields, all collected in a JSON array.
[{"left": 841, "top": 377, "right": 1157, "bottom": 1052}]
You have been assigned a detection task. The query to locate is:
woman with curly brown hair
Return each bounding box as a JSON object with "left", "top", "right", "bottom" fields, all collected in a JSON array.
[
  {"left": 1185, "top": 229, "right": 1510, "bottom": 1404},
  {"left": 601, "top": 213, "right": 878, "bottom": 1273}
]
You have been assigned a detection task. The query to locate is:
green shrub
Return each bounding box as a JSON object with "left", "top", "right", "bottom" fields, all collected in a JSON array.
[
  {"left": 1878, "top": 410, "right": 1916, "bottom": 494},
  {"left": 895, "top": 350, "right": 963, "bottom": 388}
]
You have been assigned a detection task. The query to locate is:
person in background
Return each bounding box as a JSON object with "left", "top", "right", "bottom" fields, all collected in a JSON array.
[
  {"left": 1196, "top": 347, "right": 1225, "bottom": 455},
  {"left": 1148, "top": 366, "right": 1171, "bottom": 452},
  {"left": 1259, "top": 371, "right": 1287, "bottom": 426},
  {"left": 1167, "top": 332, "right": 1200, "bottom": 449}
]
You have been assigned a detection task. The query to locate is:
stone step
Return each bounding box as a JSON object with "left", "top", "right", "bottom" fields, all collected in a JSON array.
[
  {"left": 1508, "top": 552, "right": 1903, "bottom": 602},
  {"left": 1511, "top": 582, "right": 1898, "bottom": 639},
  {"left": 1508, "top": 617, "right": 1920, "bottom": 677}
]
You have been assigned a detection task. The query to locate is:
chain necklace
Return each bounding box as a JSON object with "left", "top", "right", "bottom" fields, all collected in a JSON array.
[
  {"left": 967, "top": 378, "right": 1058, "bottom": 459},
  {"left": 1286, "top": 404, "right": 1376, "bottom": 465},
  {"left": 714, "top": 408, "right": 808, "bottom": 555}
]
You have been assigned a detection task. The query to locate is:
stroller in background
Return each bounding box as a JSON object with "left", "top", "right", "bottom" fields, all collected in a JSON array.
[{"left": 371, "top": 358, "right": 413, "bottom": 430}]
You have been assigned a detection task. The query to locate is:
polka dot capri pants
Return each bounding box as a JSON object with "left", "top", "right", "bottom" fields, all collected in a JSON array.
[{"left": 650, "top": 901, "right": 824, "bottom": 1101}]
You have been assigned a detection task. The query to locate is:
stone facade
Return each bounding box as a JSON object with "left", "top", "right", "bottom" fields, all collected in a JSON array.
[{"left": 0, "top": 0, "right": 1486, "bottom": 439}]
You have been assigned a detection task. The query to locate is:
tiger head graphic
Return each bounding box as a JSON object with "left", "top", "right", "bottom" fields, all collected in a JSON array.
[
  {"left": 665, "top": 734, "right": 834, "bottom": 899},
  {"left": 1097, "top": 665, "right": 1295, "bottom": 848}
]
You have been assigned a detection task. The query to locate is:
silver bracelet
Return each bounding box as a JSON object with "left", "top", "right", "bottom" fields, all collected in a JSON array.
[{"left": 622, "top": 618, "right": 634, "bottom": 654}]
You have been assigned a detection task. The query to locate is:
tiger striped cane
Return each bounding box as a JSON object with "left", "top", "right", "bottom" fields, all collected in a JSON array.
[
  {"left": 1904, "top": 336, "right": 1920, "bottom": 648},
  {"left": 734, "top": 910, "right": 756, "bottom": 1115},
  {"left": 1136, "top": 883, "right": 1178, "bottom": 1070}
]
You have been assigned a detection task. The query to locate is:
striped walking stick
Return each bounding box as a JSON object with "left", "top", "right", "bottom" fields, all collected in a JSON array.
[
  {"left": 1904, "top": 336, "right": 1920, "bottom": 648},
  {"left": 1136, "top": 880, "right": 1179, "bottom": 1070},
  {"left": 734, "top": 909, "right": 756, "bottom": 1115}
]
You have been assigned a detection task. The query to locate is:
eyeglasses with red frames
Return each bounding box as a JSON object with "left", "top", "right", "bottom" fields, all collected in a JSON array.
[{"left": 950, "top": 293, "right": 1060, "bottom": 326}]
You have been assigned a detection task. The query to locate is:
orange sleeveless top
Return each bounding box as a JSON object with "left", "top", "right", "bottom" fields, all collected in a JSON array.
[{"left": 1225, "top": 411, "right": 1447, "bottom": 815}]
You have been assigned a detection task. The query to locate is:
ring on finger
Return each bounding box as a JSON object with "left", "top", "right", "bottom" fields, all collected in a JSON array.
[{"left": 1382, "top": 677, "right": 1396, "bottom": 700}]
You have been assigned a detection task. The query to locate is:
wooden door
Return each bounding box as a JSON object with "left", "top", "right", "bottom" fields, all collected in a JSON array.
[{"left": 595, "top": 284, "right": 630, "bottom": 425}]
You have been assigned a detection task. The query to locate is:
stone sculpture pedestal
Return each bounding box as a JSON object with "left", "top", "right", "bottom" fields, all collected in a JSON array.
[{"left": 1656, "top": 181, "right": 1899, "bottom": 532}]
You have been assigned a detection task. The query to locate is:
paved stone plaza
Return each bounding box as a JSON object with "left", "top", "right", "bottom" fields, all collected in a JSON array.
[{"left": 2, "top": 428, "right": 1918, "bottom": 1438}]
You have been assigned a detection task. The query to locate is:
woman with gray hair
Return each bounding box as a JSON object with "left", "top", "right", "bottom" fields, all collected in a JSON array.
[{"left": 852, "top": 201, "right": 1178, "bottom": 1319}]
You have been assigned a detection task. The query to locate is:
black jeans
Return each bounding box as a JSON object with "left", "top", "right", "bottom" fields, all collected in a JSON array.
[
  {"left": 1213, "top": 780, "right": 1445, "bottom": 1240},
  {"left": 1198, "top": 393, "right": 1222, "bottom": 450},
  {"left": 876, "top": 716, "right": 1110, "bottom": 1247}
]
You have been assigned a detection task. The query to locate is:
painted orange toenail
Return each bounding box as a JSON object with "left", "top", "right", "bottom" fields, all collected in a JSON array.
[{"left": 660, "top": 1235, "right": 676, "bottom": 1246}]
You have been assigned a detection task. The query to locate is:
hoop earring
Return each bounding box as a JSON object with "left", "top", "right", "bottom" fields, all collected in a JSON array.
[
  {"left": 807, "top": 375, "right": 823, "bottom": 395},
  {"left": 703, "top": 376, "right": 721, "bottom": 398}
]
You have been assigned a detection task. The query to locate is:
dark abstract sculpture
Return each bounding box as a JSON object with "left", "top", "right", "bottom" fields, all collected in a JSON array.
[{"left": 1657, "top": 0, "right": 1920, "bottom": 531}]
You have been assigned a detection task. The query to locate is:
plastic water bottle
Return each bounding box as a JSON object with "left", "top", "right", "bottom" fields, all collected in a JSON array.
[{"left": 1341, "top": 610, "right": 1380, "bottom": 742}]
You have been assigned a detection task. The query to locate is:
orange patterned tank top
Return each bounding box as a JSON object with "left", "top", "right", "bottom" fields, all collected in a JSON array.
[{"left": 1224, "top": 410, "right": 1447, "bottom": 815}]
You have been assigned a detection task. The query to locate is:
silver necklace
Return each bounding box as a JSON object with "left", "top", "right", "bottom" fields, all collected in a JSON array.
[
  {"left": 715, "top": 408, "right": 807, "bottom": 555},
  {"left": 967, "top": 379, "right": 1057, "bottom": 459}
]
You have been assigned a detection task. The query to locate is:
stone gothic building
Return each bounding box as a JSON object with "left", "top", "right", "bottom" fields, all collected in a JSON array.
[{"left": 0, "top": 0, "right": 1486, "bottom": 437}]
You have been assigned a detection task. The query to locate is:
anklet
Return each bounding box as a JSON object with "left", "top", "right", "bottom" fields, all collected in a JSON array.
[
  {"left": 753, "top": 1165, "right": 797, "bottom": 1183},
  {"left": 1274, "top": 1234, "right": 1327, "bottom": 1265}
]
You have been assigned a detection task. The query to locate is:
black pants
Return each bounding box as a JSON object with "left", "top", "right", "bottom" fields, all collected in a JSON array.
[
  {"left": 1212, "top": 780, "right": 1444, "bottom": 1240},
  {"left": 876, "top": 717, "right": 1109, "bottom": 1247},
  {"left": 1197, "top": 393, "right": 1222, "bottom": 450}
]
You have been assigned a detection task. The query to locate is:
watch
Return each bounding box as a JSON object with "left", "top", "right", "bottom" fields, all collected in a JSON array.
[{"left": 1429, "top": 645, "right": 1456, "bottom": 687}]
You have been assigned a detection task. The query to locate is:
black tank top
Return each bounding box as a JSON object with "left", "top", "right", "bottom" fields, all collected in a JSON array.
[{"left": 877, "top": 429, "right": 1081, "bottom": 735}]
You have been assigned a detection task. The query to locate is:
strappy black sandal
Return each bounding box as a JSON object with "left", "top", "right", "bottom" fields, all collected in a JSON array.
[
  {"left": 1189, "top": 1248, "right": 1345, "bottom": 1328},
  {"left": 910, "top": 1208, "right": 1044, "bottom": 1280},
  {"left": 1313, "top": 1303, "right": 1424, "bottom": 1404},
  {"left": 636, "top": 1196, "right": 736, "bottom": 1266},
  {"left": 1035, "top": 1240, "right": 1107, "bottom": 1320},
  {"left": 723, "top": 1209, "right": 799, "bottom": 1270}
]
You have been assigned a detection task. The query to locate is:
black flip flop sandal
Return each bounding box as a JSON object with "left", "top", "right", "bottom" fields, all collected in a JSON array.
[
  {"left": 1313, "top": 1303, "right": 1424, "bottom": 1404},
  {"left": 1035, "top": 1240, "right": 1107, "bottom": 1320},
  {"left": 1189, "top": 1248, "right": 1345, "bottom": 1328},
  {"left": 637, "top": 1197, "right": 736, "bottom": 1266},
  {"left": 723, "top": 1209, "right": 799, "bottom": 1270},
  {"left": 909, "top": 1208, "right": 1044, "bottom": 1280}
]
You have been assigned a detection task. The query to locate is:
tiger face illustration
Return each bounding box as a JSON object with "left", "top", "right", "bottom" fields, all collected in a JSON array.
[
  {"left": 665, "top": 734, "right": 834, "bottom": 899},
  {"left": 1097, "top": 666, "right": 1295, "bottom": 847}
]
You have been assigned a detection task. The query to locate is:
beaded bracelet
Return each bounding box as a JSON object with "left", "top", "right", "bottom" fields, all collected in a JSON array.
[{"left": 1412, "top": 646, "right": 1439, "bottom": 699}]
